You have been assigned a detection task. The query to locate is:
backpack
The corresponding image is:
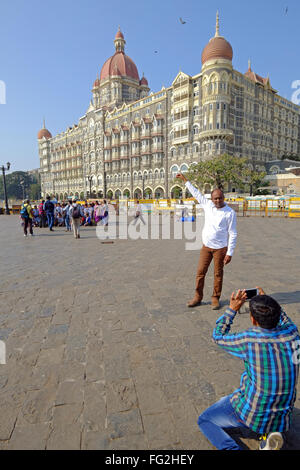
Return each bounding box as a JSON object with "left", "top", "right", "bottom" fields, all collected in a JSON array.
[
  {"left": 20, "top": 204, "right": 29, "bottom": 218},
  {"left": 72, "top": 205, "right": 81, "bottom": 219}
]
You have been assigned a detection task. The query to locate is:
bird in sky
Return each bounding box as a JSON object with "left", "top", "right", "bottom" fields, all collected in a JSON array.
[
  {"left": 154, "top": 50, "right": 158, "bottom": 53},
  {"left": 179, "top": 17, "right": 186, "bottom": 24},
  {"left": 285, "top": 6, "right": 288, "bottom": 14}
]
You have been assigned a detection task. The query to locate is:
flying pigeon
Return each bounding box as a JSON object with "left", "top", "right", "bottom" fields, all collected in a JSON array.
[
  {"left": 179, "top": 17, "right": 186, "bottom": 24},
  {"left": 285, "top": 6, "right": 288, "bottom": 14}
]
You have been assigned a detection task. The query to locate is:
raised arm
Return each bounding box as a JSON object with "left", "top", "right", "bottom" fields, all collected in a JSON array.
[{"left": 176, "top": 173, "right": 209, "bottom": 207}]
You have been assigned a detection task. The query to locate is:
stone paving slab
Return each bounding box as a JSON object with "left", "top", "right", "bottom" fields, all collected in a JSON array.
[{"left": 0, "top": 215, "right": 300, "bottom": 450}]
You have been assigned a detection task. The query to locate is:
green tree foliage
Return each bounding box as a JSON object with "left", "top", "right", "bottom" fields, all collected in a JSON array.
[
  {"left": 182, "top": 154, "right": 267, "bottom": 195},
  {"left": 0, "top": 171, "right": 41, "bottom": 200},
  {"left": 280, "top": 154, "right": 300, "bottom": 162}
]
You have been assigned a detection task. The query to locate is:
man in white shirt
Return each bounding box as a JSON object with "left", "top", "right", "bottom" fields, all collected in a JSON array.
[{"left": 176, "top": 173, "right": 237, "bottom": 310}]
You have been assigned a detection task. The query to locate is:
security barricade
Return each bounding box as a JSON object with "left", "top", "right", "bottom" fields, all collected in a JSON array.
[{"left": 288, "top": 198, "right": 300, "bottom": 218}]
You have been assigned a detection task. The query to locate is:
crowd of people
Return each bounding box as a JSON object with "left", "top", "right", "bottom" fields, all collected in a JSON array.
[{"left": 20, "top": 197, "right": 109, "bottom": 238}]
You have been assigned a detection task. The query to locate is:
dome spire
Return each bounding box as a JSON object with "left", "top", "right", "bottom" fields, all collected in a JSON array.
[
  {"left": 114, "top": 26, "right": 126, "bottom": 52},
  {"left": 215, "top": 10, "right": 220, "bottom": 37}
]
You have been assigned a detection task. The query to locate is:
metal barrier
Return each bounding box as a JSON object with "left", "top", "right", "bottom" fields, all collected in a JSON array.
[
  {"left": 289, "top": 198, "right": 300, "bottom": 218},
  {"left": 113, "top": 196, "right": 300, "bottom": 219}
]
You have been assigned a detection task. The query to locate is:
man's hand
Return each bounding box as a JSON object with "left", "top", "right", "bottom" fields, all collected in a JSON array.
[
  {"left": 224, "top": 255, "right": 232, "bottom": 265},
  {"left": 229, "top": 289, "right": 247, "bottom": 312},
  {"left": 176, "top": 173, "right": 187, "bottom": 183}
]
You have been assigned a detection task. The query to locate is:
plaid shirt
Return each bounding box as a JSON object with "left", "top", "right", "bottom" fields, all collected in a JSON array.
[{"left": 213, "top": 307, "right": 300, "bottom": 434}]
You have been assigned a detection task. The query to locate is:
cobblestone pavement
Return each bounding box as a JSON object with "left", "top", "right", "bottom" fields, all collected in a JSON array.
[{"left": 0, "top": 214, "right": 300, "bottom": 450}]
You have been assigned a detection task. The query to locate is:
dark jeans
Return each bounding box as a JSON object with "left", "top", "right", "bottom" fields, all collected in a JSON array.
[
  {"left": 65, "top": 215, "right": 71, "bottom": 230},
  {"left": 23, "top": 217, "right": 33, "bottom": 235},
  {"left": 39, "top": 214, "right": 47, "bottom": 228},
  {"left": 46, "top": 212, "right": 54, "bottom": 230},
  {"left": 198, "top": 395, "right": 248, "bottom": 450}
]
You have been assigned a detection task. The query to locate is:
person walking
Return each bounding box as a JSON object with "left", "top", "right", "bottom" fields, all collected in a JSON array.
[
  {"left": 133, "top": 200, "right": 146, "bottom": 225},
  {"left": 197, "top": 287, "right": 300, "bottom": 450},
  {"left": 44, "top": 195, "right": 55, "bottom": 231},
  {"left": 176, "top": 173, "right": 237, "bottom": 310},
  {"left": 20, "top": 199, "right": 34, "bottom": 237},
  {"left": 38, "top": 200, "right": 47, "bottom": 227},
  {"left": 63, "top": 200, "right": 72, "bottom": 232},
  {"left": 69, "top": 200, "right": 83, "bottom": 239},
  {"left": 101, "top": 199, "right": 109, "bottom": 226}
]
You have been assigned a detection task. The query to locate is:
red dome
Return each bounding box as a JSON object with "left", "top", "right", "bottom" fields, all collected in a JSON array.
[
  {"left": 140, "top": 76, "right": 148, "bottom": 86},
  {"left": 38, "top": 128, "right": 52, "bottom": 140},
  {"left": 201, "top": 36, "right": 233, "bottom": 65},
  {"left": 115, "top": 29, "right": 124, "bottom": 40},
  {"left": 100, "top": 51, "right": 139, "bottom": 82}
]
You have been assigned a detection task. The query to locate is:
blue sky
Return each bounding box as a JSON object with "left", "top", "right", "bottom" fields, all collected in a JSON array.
[{"left": 0, "top": 0, "right": 299, "bottom": 171}]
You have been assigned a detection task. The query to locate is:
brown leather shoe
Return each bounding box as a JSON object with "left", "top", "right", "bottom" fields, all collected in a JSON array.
[
  {"left": 211, "top": 297, "right": 220, "bottom": 310},
  {"left": 187, "top": 298, "right": 202, "bottom": 308}
]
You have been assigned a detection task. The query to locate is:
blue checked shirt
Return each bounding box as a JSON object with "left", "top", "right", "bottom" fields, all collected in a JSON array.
[{"left": 213, "top": 307, "right": 300, "bottom": 434}]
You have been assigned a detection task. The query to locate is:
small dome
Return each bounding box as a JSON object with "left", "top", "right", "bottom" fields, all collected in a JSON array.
[
  {"left": 115, "top": 28, "right": 124, "bottom": 40},
  {"left": 93, "top": 77, "right": 100, "bottom": 88},
  {"left": 140, "top": 76, "right": 148, "bottom": 86},
  {"left": 38, "top": 127, "right": 52, "bottom": 140}
]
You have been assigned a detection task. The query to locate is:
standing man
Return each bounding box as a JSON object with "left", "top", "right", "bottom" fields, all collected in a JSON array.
[
  {"left": 44, "top": 195, "right": 55, "bottom": 231},
  {"left": 63, "top": 200, "right": 72, "bottom": 232},
  {"left": 176, "top": 173, "right": 237, "bottom": 310},
  {"left": 69, "top": 200, "right": 83, "bottom": 239},
  {"left": 38, "top": 200, "right": 47, "bottom": 228},
  {"left": 20, "top": 199, "right": 34, "bottom": 237}
]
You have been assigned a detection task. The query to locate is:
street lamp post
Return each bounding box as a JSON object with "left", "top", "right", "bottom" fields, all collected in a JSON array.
[
  {"left": 87, "top": 176, "right": 92, "bottom": 199},
  {"left": 103, "top": 169, "right": 107, "bottom": 199},
  {"left": 20, "top": 178, "right": 25, "bottom": 200},
  {"left": 1, "top": 162, "right": 11, "bottom": 215}
]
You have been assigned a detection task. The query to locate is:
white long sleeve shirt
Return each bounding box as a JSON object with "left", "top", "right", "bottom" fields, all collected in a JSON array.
[{"left": 185, "top": 181, "right": 237, "bottom": 256}]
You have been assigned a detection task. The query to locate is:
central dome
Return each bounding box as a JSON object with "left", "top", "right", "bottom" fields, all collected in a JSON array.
[
  {"left": 201, "top": 12, "right": 233, "bottom": 65},
  {"left": 100, "top": 28, "right": 140, "bottom": 82}
]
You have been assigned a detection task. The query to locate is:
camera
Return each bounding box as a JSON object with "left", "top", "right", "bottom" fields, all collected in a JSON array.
[{"left": 245, "top": 288, "right": 259, "bottom": 300}]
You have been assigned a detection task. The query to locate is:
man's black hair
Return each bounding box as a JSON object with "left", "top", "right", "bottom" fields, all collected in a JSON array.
[{"left": 249, "top": 295, "right": 281, "bottom": 329}]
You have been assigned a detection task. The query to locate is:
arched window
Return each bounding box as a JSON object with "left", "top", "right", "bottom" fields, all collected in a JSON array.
[
  {"left": 170, "top": 165, "right": 179, "bottom": 177},
  {"left": 180, "top": 164, "right": 188, "bottom": 174}
]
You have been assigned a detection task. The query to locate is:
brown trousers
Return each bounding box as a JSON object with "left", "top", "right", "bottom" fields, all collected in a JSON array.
[{"left": 195, "top": 245, "right": 227, "bottom": 301}]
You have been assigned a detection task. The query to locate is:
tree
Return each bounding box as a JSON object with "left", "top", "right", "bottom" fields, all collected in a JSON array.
[
  {"left": 281, "top": 153, "right": 300, "bottom": 162},
  {"left": 0, "top": 171, "right": 41, "bottom": 200},
  {"left": 243, "top": 167, "right": 268, "bottom": 196},
  {"left": 178, "top": 154, "right": 267, "bottom": 195}
]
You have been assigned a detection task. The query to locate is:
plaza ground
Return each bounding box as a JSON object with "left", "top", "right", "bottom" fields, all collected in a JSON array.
[{"left": 0, "top": 214, "right": 300, "bottom": 450}]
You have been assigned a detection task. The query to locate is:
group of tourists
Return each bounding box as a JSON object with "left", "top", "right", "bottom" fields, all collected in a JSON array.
[{"left": 20, "top": 197, "right": 109, "bottom": 239}]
